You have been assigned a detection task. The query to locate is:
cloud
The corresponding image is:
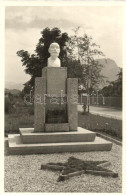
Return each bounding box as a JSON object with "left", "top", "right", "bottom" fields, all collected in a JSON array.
[
  {"left": 5, "top": 6, "right": 123, "bottom": 83},
  {"left": 6, "top": 16, "right": 77, "bottom": 31},
  {"left": 5, "top": 28, "right": 40, "bottom": 83},
  {"left": 5, "top": 6, "right": 95, "bottom": 32}
]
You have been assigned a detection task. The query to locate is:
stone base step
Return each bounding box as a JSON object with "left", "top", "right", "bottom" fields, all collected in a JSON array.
[
  {"left": 19, "top": 127, "right": 96, "bottom": 144},
  {"left": 8, "top": 134, "right": 112, "bottom": 155}
]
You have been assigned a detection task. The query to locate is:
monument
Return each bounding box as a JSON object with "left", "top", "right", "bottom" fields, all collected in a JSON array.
[
  {"left": 8, "top": 42, "right": 112, "bottom": 154},
  {"left": 47, "top": 42, "right": 61, "bottom": 67}
]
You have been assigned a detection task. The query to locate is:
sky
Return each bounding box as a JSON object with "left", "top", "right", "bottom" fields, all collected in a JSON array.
[{"left": 5, "top": 6, "right": 123, "bottom": 84}]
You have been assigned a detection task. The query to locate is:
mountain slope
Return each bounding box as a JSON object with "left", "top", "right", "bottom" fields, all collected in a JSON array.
[
  {"left": 97, "top": 58, "right": 120, "bottom": 82},
  {"left": 97, "top": 58, "right": 120, "bottom": 88},
  {"left": 5, "top": 58, "right": 120, "bottom": 90}
]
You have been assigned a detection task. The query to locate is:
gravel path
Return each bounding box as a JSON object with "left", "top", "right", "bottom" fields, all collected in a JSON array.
[{"left": 4, "top": 142, "right": 122, "bottom": 193}]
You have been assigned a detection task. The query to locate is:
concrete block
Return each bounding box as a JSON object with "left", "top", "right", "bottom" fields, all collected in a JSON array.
[
  {"left": 67, "top": 78, "right": 78, "bottom": 131},
  {"left": 34, "top": 77, "right": 46, "bottom": 132},
  {"left": 46, "top": 109, "right": 67, "bottom": 123},
  {"left": 45, "top": 123, "right": 69, "bottom": 132},
  {"left": 42, "top": 67, "right": 67, "bottom": 96},
  {"left": 42, "top": 67, "right": 47, "bottom": 78},
  {"left": 8, "top": 134, "right": 112, "bottom": 155},
  {"left": 19, "top": 127, "right": 96, "bottom": 144},
  {"left": 45, "top": 97, "right": 67, "bottom": 112}
]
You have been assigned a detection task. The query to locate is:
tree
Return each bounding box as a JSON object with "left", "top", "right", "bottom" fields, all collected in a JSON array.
[
  {"left": 99, "top": 68, "right": 122, "bottom": 97},
  {"left": 17, "top": 27, "right": 69, "bottom": 89},
  {"left": 17, "top": 27, "right": 104, "bottom": 94},
  {"left": 20, "top": 81, "right": 33, "bottom": 98},
  {"left": 67, "top": 27, "right": 105, "bottom": 92}
]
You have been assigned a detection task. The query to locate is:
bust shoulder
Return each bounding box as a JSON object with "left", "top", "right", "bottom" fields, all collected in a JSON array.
[{"left": 48, "top": 57, "right": 61, "bottom": 67}]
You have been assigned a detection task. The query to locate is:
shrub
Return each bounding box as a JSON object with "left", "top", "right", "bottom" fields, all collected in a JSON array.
[
  {"left": 5, "top": 97, "right": 11, "bottom": 114},
  {"left": 28, "top": 105, "right": 34, "bottom": 115}
]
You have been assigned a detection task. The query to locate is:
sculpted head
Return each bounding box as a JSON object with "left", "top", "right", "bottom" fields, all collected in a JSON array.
[{"left": 48, "top": 42, "right": 60, "bottom": 58}]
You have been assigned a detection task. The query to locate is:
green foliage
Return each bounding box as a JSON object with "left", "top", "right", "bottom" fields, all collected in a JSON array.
[
  {"left": 67, "top": 27, "right": 105, "bottom": 90},
  {"left": 17, "top": 26, "right": 104, "bottom": 91},
  {"left": 5, "top": 102, "right": 34, "bottom": 136},
  {"left": 28, "top": 105, "right": 34, "bottom": 115},
  {"left": 35, "top": 27, "right": 69, "bottom": 62},
  {"left": 17, "top": 27, "right": 69, "bottom": 88},
  {"left": 5, "top": 97, "right": 11, "bottom": 114},
  {"left": 100, "top": 68, "right": 122, "bottom": 97},
  {"left": 21, "top": 81, "right": 33, "bottom": 97},
  {"left": 63, "top": 58, "right": 84, "bottom": 81}
]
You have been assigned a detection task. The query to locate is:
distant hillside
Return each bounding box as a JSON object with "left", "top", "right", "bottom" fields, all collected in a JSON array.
[
  {"left": 97, "top": 58, "right": 120, "bottom": 87},
  {"left": 5, "top": 88, "right": 21, "bottom": 95},
  {"left": 5, "top": 58, "right": 120, "bottom": 90},
  {"left": 5, "top": 81, "right": 24, "bottom": 90}
]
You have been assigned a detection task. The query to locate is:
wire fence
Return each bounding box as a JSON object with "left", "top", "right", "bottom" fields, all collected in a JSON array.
[{"left": 78, "top": 96, "right": 122, "bottom": 109}]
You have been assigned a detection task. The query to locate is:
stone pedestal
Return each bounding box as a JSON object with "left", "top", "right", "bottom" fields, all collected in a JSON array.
[
  {"left": 34, "top": 67, "right": 78, "bottom": 132},
  {"left": 34, "top": 77, "right": 46, "bottom": 132},
  {"left": 43, "top": 67, "right": 67, "bottom": 96},
  {"left": 67, "top": 78, "right": 78, "bottom": 131},
  {"left": 8, "top": 67, "right": 113, "bottom": 155}
]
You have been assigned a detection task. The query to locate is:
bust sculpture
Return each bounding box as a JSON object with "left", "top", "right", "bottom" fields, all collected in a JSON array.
[{"left": 47, "top": 42, "right": 61, "bottom": 67}]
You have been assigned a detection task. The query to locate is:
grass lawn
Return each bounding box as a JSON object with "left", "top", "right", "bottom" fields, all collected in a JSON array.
[
  {"left": 5, "top": 105, "right": 122, "bottom": 141},
  {"left": 5, "top": 106, "right": 34, "bottom": 136},
  {"left": 78, "top": 112, "right": 122, "bottom": 141}
]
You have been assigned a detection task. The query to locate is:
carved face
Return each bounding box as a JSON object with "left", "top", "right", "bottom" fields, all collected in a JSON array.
[{"left": 48, "top": 43, "right": 60, "bottom": 57}]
